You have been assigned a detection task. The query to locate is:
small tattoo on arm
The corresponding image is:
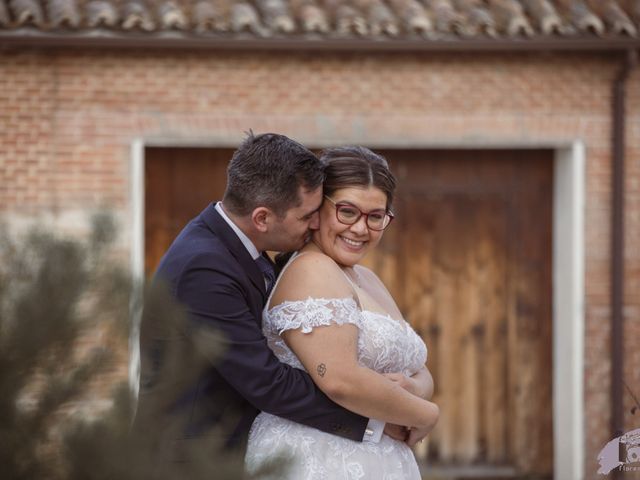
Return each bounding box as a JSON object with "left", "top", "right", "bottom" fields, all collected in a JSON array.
[{"left": 317, "top": 363, "right": 327, "bottom": 377}]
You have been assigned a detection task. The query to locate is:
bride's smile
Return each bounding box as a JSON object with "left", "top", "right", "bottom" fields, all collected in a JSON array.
[{"left": 312, "top": 186, "right": 388, "bottom": 267}]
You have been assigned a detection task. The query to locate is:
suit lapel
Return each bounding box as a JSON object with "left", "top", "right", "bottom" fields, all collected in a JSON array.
[{"left": 200, "top": 203, "right": 267, "bottom": 300}]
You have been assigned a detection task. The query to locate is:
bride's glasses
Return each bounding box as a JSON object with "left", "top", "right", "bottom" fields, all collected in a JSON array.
[{"left": 324, "top": 196, "right": 395, "bottom": 231}]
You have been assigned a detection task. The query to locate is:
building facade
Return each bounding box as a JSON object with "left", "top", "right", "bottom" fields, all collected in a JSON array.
[{"left": 1, "top": 1, "right": 639, "bottom": 478}]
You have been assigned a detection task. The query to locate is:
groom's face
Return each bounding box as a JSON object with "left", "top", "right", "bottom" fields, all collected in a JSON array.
[{"left": 269, "top": 185, "right": 322, "bottom": 252}]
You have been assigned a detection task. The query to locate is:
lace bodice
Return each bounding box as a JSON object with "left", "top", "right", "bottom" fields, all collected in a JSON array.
[{"left": 263, "top": 297, "right": 427, "bottom": 377}]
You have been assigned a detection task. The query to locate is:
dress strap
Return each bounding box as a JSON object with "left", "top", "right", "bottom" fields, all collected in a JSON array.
[
  {"left": 266, "top": 251, "right": 305, "bottom": 309},
  {"left": 335, "top": 268, "right": 362, "bottom": 310}
]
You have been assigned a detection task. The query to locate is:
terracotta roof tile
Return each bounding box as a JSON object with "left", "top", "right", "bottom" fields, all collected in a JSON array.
[
  {"left": 10, "top": 0, "right": 45, "bottom": 27},
  {"left": 0, "top": 0, "right": 9, "bottom": 25},
  {"left": 256, "top": 0, "right": 296, "bottom": 33},
  {"left": 388, "top": 0, "right": 434, "bottom": 36},
  {"left": 192, "top": 0, "right": 228, "bottom": 32},
  {"left": 566, "top": 0, "right": 605, "bottom": 35},
  {"left": 454, "top": 0, "right": 498, "bottom": 37},
  {"left": 489, "top": 0, "right": 535, "bottom": 36},
  {"left": 158, "top": 1, "right": 189, "bottom": 29},
  {"left": 121, "top": 0, "right": 155, "bottom": 31},
  {"left": 630, "top": 0, "right": 640, "bottom": 23},
  {"left": 429, "top": 0, "right": 466, "bottom": 35},
  {"left": 47, "top": 0, "right": 81, "bottom": 28},
  {"left": 521, "top": 0, "right": 563, "bottom": 34},
  {"left": 333, "top": 1, "right": 369, "bottom": 36},
  {"left": 294, "top": 0, "right": 330, "bottom": 33},
  {"left": 0, "top": 0, "right": 639, "bottom": 43},
  {"left": 597, "top": 0, "right": 637, "bottom": 36},
  {"left": 357, "top": 0, "right": 399, "bottom": 36},
  {"left": 86, "top": 0, "right": 118, "bottom": 27},
  {"left": 230, "top": 1, "right": 263, "bottom": 34}
]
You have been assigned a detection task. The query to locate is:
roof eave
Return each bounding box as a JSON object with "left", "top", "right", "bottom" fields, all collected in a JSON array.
[{"left": 1, "top": 29, "right": 639, "bottom": 52}]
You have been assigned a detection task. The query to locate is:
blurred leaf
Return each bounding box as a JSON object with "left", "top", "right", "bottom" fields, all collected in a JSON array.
[{"left": 0, "top": 214, "right": 287, "bottom": 480}]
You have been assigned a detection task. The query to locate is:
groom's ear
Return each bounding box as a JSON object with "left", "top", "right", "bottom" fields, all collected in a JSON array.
[{"left": 251, "top": 207, "right": 271, "bottom": 233}]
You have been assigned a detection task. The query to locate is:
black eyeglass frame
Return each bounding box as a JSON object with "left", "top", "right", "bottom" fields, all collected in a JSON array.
[{"left": 324, "top": 195, "right": 395, "bottom": 231}]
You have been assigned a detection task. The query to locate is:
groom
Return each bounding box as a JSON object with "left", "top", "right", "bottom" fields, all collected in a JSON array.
[{"left": 134, "top": 133, "right": 386, "bottom": 469}]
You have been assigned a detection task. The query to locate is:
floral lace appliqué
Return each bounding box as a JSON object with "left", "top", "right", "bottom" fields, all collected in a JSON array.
[{"left": 266, "top": 297, "right": 362, "bottom": 334}]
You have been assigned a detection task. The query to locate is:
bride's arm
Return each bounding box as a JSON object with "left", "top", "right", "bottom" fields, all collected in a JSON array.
[
  {"left": 282, "top": 324, "right": 438, "bottom": 430},
  {"left": 272, "top": 253, "right": 439, "bottom": 431}
]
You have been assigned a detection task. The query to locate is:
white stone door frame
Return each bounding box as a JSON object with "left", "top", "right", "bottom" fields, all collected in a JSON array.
[
  {"left": 552, "top": 142, "right": 585, "bottom": 480},
  {"left": 129, "top": 139, "right": 585, "bottom": 480}
]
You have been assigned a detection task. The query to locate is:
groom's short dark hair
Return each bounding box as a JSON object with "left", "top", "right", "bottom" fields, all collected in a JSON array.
[{"left": 222, "top": 132, "right": 325, "bottom": 218}]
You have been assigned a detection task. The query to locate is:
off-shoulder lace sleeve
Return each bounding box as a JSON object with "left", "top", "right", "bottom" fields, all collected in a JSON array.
[{"left": 265, "top": 297, "right": 362, "bottom": 335}]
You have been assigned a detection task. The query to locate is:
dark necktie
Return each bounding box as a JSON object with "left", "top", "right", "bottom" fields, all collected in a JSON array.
[{"left": 255, "top": 255, "right": 276, "bottom": 295}]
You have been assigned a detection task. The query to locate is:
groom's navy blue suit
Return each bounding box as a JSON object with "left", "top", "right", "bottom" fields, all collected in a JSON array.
[{"left": 135, "top": 203, "right": 367, "bottom": 463}]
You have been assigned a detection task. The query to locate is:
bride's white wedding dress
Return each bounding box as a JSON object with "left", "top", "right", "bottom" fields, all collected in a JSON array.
[{"left": 245, "top": 258, "right": 427, "bottom": 479}]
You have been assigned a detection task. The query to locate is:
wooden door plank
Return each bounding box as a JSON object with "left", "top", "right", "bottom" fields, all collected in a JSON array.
[
  {"left": 145, "top": 148, "right": 173, "bottom": 277},
  {"left": 476, "top": 198, "right": 509, "bottom": 465},
  {"left": 144, "top": 147, "right": 232, "bottom": 275},
  {"left": 509, "top": 159, "right": 554, "bottom": 475}
]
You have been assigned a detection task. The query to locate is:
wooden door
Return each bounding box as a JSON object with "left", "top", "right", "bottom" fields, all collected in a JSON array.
[
  {"left": 145, "top": 147, "right": 554, "bottom": 478},
  {"left": 363, "top": 149, "right": 553, "bottom": 478},
  {"left": 144, "top": 147, "right": 233, "bottom": 277}
]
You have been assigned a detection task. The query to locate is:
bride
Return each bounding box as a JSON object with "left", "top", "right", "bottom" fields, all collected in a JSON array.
[{"left": 245, "top": 146, "right": 439, "bottom": 479}]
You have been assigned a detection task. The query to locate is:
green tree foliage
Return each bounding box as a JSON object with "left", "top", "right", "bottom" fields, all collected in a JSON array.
[{"left": 0, "top": 214, "right": 285, "bottom": 479}]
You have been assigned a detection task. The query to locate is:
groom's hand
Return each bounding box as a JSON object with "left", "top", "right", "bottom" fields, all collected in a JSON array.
[
  {"left": 383, "top": 423, "right": 409, "bottom": 442},
  {"left": 406, "top": 425, "right": 432, "bottom": 447}
]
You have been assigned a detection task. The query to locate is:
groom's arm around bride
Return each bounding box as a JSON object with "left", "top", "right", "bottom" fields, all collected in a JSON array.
[{"left": 133, "top": 133, "right": 391, "bottom": 473}]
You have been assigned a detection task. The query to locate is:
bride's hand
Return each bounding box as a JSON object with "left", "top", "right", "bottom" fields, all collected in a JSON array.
[
  {"left": 382, "top": 372, "right": 422, "bottom": 398},
  {"left": 383, "top": 367, "right": 433, "bottom": 400}
]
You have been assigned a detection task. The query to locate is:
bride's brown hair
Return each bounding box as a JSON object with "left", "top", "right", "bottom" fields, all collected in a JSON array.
[
  {"left": 320, "top": 146, "right": 396, "bottom": 211},
  {"left": 275, "top": 146, "right": 396, "bottom": 272}
]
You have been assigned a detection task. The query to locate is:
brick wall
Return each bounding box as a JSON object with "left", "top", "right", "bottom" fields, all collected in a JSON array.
[{"left": 1, "top": 47, "right": 638, "bottom": 479}]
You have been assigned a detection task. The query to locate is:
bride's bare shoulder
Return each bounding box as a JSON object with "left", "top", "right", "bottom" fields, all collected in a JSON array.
[{"left": 270, "top": 252, "right": 353, "bottom": 307}]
